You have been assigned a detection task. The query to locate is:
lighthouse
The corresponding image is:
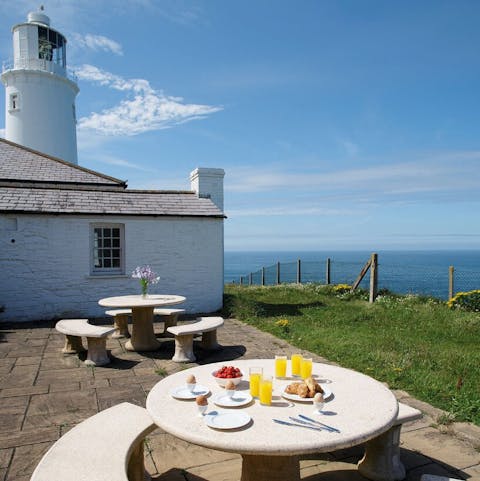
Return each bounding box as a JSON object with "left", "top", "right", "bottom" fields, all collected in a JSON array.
[{"left": 1, "top": 7, "right": 79, "bottom": 164}]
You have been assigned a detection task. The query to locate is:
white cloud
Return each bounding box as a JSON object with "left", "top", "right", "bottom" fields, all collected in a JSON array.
[
  {"left": 73, "top": 33, "right": 123, "bottom": 56},
  {"left": 227, "top": 206, "right": 355, "bottom": 217},
  {"left": 76, "top": 64, "right": 222, "bottom": 136},
  {"left": 227, "top": 152, "right": 480, "bottom": 197}
]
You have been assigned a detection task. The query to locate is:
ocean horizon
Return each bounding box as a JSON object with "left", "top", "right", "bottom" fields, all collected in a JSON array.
[{"left": 224, "top": 250, "right": 480, "bottom": 300}]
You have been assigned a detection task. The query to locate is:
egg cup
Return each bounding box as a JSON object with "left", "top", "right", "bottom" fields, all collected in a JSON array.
[{"left": 197, "top": 404, "right": 208, "bottom": 417}]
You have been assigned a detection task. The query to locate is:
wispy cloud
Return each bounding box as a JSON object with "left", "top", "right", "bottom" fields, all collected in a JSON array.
[
  {"left": 227, "top": 205, "right": 356, "bottom": 217},
  {"left": 76, "top": 64, "right": 222, "bottom": 136},
  {"left": 72, "top": 33, "right": 123, "bottom": 56},
  {"left": 228, "top": 152, "right": 480, "bottom": 198}
]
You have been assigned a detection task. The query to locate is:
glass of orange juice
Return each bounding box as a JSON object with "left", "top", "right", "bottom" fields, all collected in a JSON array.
[
  {"left": 249, "top": 367, "right": 263, "bottom": 398},
  {"left": 259, "top": 375, "right": 273, "bottom": 405},
  {"left": 291, "top": 354, "right": 302, "bottom": 377},
  {"left": 275, "top": 355, "right": 287, "bottom": 378},
  {"left": 300, "top": 357, "right": 313, "bottom": 379}
]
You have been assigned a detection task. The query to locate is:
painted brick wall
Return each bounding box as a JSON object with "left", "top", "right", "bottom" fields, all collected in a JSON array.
[{"left": 0, "top": 214, "right": 224, "bottom": 322}]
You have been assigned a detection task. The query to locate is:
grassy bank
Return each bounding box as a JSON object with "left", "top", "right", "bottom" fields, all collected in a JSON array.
[{"left": 222, "top": 284, "right": 480, "bottom": 426}]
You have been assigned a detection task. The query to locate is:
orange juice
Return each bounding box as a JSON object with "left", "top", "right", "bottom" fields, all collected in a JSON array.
[
  {"left": 291, "top": 354, "right": 302, "bottom": 376},
  {"left": 259, "top": 376, "right": 273, "bottom": 405},
  {"left": 249, "top": 372, "right": 262, "bottom": 397},
  {"left": 249, "top": 366, "right": 263, "bottom": 397},
  {"left": 300, "top": 358, "right": 313, "bottom": 379},
  {"left": 275, "top": 355, "right": 287, "bottom": 378}
]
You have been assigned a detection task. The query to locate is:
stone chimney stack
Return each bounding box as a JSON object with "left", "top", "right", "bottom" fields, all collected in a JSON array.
[{"left": 190, "top": 168, "right": 225, "bottom": 212}]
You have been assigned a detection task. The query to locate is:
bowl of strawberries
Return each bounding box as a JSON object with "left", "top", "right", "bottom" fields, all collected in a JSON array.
[{"left": 212, "top": 365, "right": 244, "bottom": 387}]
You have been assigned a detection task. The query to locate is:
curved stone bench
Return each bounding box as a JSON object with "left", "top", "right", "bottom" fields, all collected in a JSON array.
[
  {"left": 55, "top": 319, "right": 115, "bottom": 366},
  {"left": 105, "top": 309, "right": 132, "bottom": 339},
  {"left": 167, "top": 316, "right": 224, "bottom": 362},
  {"left": 105, "top": 308, "right": 185, "bottom": 338},
  {"left": 358, "top": 402, "right": 423, "bottom": 481},
  {"left": 30, "top": 402, "right": 156, "bottom": 481}
]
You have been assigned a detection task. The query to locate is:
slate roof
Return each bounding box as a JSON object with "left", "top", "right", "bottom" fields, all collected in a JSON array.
[
  {"left": 0, "top": 138, "right": 125, "bottom": 187},
  {"left": 0, "top": 138, "right": 224, "bottom": 218}
]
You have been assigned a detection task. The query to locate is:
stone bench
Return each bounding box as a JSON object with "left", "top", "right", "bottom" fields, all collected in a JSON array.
[
  {"left": 358, "top": 402, "right": 423, "bottom": 481},
  {"left": 105, "top": 308, "right": 186, "bottom": 338},
  {"left": 55, "top": 319, "right": 115, "bottom": 367},
  {"left": 167, "top": 316, "right": 224, "bottom": 362},
  {"left": 30, "top": 402, "right": 156, "bottom": 481}
]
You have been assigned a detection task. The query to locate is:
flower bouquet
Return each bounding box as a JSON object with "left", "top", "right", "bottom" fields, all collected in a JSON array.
[{"left": 132, "top": 265, "right": 160, "bottom": 296}]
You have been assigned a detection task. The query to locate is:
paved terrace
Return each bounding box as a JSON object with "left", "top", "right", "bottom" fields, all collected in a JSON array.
[{"left": 0, "top": 318, "right": 479, "bottom": 481}]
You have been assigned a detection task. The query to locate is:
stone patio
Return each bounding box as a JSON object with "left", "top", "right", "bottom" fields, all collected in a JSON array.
[{"left": 0, "top": 318, "right": 479, "bottom": 481}]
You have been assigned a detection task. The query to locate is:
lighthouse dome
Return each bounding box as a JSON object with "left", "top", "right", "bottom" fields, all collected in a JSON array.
[{"left": 27, "top": 8, "right": 50, "bottom": 26}]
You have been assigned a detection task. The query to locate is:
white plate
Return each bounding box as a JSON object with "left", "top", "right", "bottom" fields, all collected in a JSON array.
[
  {"left": 169, "top": 384, "right": 210, "bottom": 400},
  {"left": 212, "top": 391, "right": 253, "bottom": 407},
  {"left": 281, "top": 386, "right": 332, "bottom": 403},
  {"left": 204, "top": 410, "right": 251, "bottom": 430}
]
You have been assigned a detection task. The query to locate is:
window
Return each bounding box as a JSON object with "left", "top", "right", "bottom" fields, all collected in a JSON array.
[
  {"left": 91, "top": 224, "right": 124, "bottom": 274},
  {"left": 9, "top": 93, "right": 20, "bottom": 111}
]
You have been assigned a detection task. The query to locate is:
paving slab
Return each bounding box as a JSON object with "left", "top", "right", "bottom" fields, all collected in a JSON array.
[{"left": 0, "top": 317, "right": 479, "bottom": 481}]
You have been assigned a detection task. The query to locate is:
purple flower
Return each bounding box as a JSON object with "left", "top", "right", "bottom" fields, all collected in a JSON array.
[{"left": 131, "top": 265, "right": 160, "bottom": 285}]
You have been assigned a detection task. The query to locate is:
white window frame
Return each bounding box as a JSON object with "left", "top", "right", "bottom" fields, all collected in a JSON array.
[
  {"left": 90, "top": 223, "right": 125, "bottom": 275},
  {"left": 9, "top": 92, "right": 20, "bottom": 112}
]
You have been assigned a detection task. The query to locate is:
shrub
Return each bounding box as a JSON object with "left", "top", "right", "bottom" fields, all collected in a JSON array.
[{"left": 447, "top": 290, "right": 480, "bottom": 312}]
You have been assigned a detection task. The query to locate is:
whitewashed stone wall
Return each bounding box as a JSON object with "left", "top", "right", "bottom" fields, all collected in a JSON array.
[{"left": 0, "top": 214, "right": 224, "bottom": 322}]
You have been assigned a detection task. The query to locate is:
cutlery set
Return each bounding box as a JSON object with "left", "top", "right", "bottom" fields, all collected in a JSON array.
[{"left": 273, "top": 415, "right": 340, "bottom": 433}]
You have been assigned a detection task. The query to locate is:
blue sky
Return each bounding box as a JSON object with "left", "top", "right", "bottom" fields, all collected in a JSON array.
[{"left": 1, "top": 1, "right": 479, "bottom": 251}]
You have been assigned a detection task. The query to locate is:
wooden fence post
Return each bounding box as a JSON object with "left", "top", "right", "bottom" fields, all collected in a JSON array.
[
  {"left": 240, "top": 276, "right": 243, "bottom": 286},
  {"left": 249, "top": 273, "right": 252, "bottom": 286},
  {"left": 297, "top": 259, "right": 301, "bottom": 284},
  {"left": 449, "top": 266, "right": 454, "bottom": 300},
  {"left": 276, "top": 262, "right": 281, "bottom": 285},
  {"left": 326, "top": 258, "right": 331, "bottom": 285},
  {"left": 369, "top": 253, "right": 378, "bottom": 303},
  {"left": 261, "top": 267, "right": 265, "bottom": 286}
]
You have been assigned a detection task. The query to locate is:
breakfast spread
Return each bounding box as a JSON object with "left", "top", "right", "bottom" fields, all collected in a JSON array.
[{"left": 285, "top": 376, "right": 324, "bottom": 398}]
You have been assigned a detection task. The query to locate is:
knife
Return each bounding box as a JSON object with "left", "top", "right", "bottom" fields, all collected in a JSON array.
[
  {"left": 273, "top": 419, "right": 323, "bottom": 432},
  {"left": 297, "top": 414, "right": 340, "bottom": 433}
]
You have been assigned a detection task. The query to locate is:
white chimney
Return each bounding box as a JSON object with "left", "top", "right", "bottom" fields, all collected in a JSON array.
[{"left": 190, "top": 168, "right": 225, "bottom": 211}]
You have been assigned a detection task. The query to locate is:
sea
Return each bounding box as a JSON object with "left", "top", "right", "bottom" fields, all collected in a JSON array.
[{"left": 224, "top": 250, "right": 480, "bottom": 300}]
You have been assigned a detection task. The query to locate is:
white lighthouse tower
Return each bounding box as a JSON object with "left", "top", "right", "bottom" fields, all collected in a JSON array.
[{"left": 1, "top": 7, "right": 79, "bottom": 164}]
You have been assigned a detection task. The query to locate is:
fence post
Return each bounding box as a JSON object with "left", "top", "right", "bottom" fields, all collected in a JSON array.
[
  {"left": 240, "top": 276, "right": 243, "bottom": 286},
  {"left": 449, "top": 266, "right": 454, "bottom": 300},
  {"left": 326, "top": 258, "right": 331, "bottom": 285},
  {"left": 297, "top": 259, "right": 301, "bottom": 284},
  {"left": 249, "top": 273, "right": 252, "bottom": 286},
  {"left": 261, "top": 267, "right": 265, "bottom": 286},
  {"left": 369, "top": 253, "right": 378, "bottom": 303},
  {"left": 276, "top": 262, "right": 281, "bottom": 285}
]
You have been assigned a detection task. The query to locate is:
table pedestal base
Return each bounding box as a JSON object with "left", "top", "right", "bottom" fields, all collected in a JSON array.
[
  {"left": 125, "top": 307, "right": 161, "bottom": 352},
  {"left": 240, "top": 454, "right": 300, "bottom": 481},
  {"left": 357, "top": 424, "right": 403, "bottom": 481}
]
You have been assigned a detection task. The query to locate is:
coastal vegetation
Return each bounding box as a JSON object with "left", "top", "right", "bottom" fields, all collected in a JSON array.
[{"left": 223, "top": 283, "right": 480, "bottom": 426}]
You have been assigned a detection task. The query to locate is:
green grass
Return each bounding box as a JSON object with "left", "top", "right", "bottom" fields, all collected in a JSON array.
[{"left": 222, "top": 283, "right": 480, "bottom": 426}]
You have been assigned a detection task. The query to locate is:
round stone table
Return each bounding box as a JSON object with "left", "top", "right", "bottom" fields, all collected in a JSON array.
[
  {"left": 146, "top": 359, "right": 398, "bottom": 481},
  {"left": 98, "top": 294, "right": 186, "bottom": 351}
]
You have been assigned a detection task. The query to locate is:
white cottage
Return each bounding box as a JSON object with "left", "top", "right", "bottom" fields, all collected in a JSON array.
[
  {"left": 0, "top": 9, "right": 226, "bottom": 323},
  {"left": 0, "top": 139, "right": 225, "bottom": 322}
]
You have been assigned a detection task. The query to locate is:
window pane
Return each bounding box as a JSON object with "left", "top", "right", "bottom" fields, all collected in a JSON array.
[{"left": 92, "top": 225, "right": 123, "bottom": 273}]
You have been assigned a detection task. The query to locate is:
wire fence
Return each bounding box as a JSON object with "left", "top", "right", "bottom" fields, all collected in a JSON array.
[{"left": 234, "top": 258, "right": 479, "bottom": 300}]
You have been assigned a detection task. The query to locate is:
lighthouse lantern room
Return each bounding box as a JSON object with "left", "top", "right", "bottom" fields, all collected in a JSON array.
[{"left": 1, "top": 7, "right": 79, "bottom": 164}]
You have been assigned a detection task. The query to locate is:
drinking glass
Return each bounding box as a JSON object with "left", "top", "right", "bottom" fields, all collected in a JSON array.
[
  {"left": 249, "top": 367, "right": 263, "bottom": 398},
  {"left": 275, "top": 355, "right": 287, "bottom": 378},
  {"left": 291, "top": 354, "right": 302, "bottom": 377},
  {"left": 259, "top": 375, "right": 273, "bottom": 405},
  {"left": 300, "top": 358, "right": 313, "bottom": 379}
]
